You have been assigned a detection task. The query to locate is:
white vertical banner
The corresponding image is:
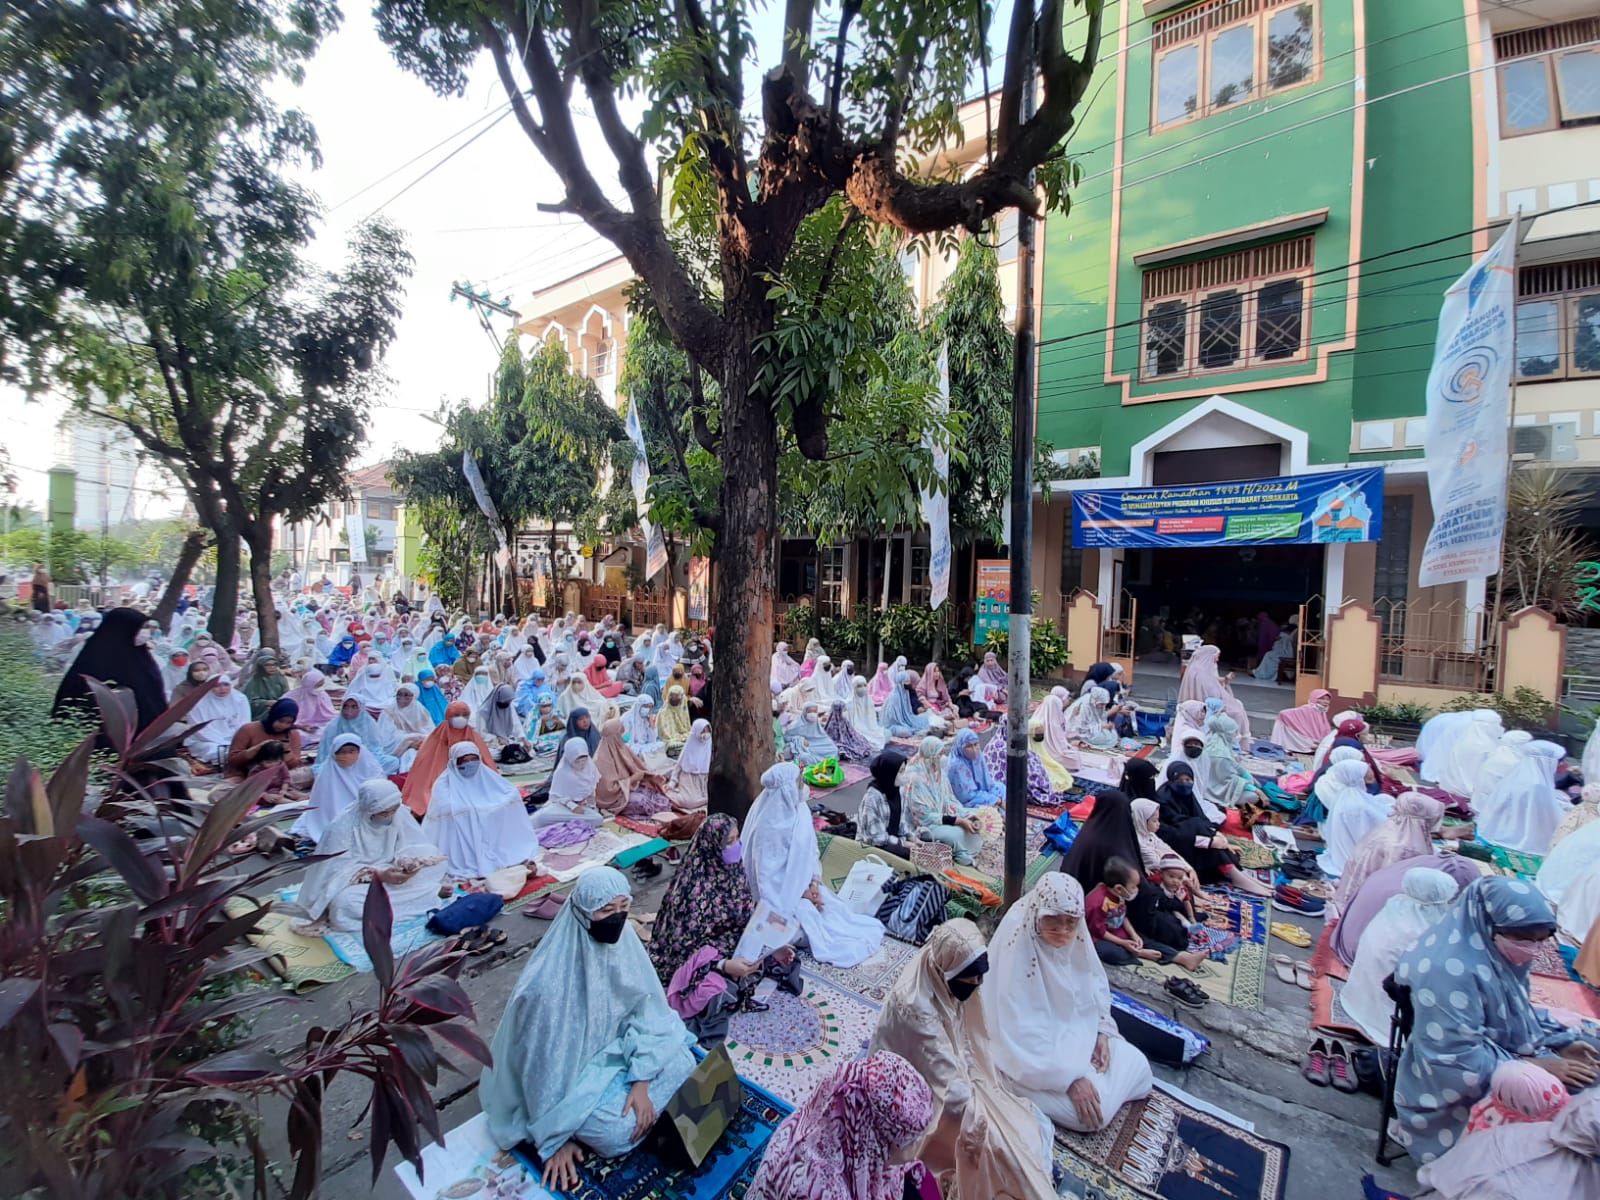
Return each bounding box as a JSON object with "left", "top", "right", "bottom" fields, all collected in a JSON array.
[
  {"left": 1418, "top": 221, "right": 1518, "bottom": 587},
  {"left": 344, "top": 511, "right": 369, "bottom": 564},
  {"left": 624, "top": 401, "right": 666, "bottom": 582},
  {"left": 920, "top": 344, "right": 952, "bottom": 610}
]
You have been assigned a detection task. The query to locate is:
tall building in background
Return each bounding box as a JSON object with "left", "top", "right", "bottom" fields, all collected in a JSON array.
[{"left": 52, "top": 416, "right": 148, "bottom": 530}]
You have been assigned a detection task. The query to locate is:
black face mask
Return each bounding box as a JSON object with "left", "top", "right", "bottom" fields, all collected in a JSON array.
[
  {"left": 587, "top": 911, "right": 628, "bottom": 944},
  {"left": 1172, "top": 781, "right": 1194, "bottom": 794},
  {"left": 948, "top": 977, "right": 982, "bottom": 1002},
  {"left": 1183, "top": 744, "right": 1203, "bottom": 759}
]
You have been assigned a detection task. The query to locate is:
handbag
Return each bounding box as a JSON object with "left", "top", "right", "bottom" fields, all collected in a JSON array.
[
  {"left": 425, "top": 892, "right": 504, "bottom": 935},
  {"left": 837, "top": 854, "right": 895, "bottom": 915},
  {"left": 909, "top": 836, "right": 955, "bottom": 874},
  {"left": 1042, "top": 812, "right": 1080, "bottom": 855},
  {"left": 648, "top": 1043, "right": 744, "bottom": 1169}
]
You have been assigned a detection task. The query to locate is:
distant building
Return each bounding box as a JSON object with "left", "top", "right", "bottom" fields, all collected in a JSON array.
[
  {"left": 276, "top": 461, "right": 399, "bottom": 583},
  {"left": 52, "top": 416, "right": 151, "bottom": 530}
]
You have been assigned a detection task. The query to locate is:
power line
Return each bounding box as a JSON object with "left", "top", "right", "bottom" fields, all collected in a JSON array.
[
  {"left": 360, "top": 106, "right": 519, "bottom": 221},
  {"left": 328, "top": 100, "right": 516, "bottom": 213}
]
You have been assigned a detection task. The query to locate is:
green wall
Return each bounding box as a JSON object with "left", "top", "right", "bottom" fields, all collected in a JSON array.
[{"left": 1038, "top": 0, "right": 1475, "bottom": 476}]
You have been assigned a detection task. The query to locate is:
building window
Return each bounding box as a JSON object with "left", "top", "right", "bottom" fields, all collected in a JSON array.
[
  {"left": 1140, "top": 234, "right": 1313, "bottom": 380},
  {"left": 1152, "top": 0, "right": 1317, "bottom": 130},
  {"left": 1517, "top": 258, "right": 1600, "bottom": 381},
  {"left": 1494, "top": 18, "right": 1600, "bottom": 136},
  {"left": 908, "top": 544, "right": 931, "bottom": 606},
  {"left": 818, "top": 545, "right": 847, "bottom": 618},
  {"left": 366, "top": 499, "right": 396, "bottom": 521},
  {"left": 591, "top": 337, "right": 614, "bottom": 377},
  {"left": 994, "top": 210, "right": 1019, "bottom": 264}
]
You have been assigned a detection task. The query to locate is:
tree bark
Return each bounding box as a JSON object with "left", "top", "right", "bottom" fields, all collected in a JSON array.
[
  {"left": 152, "top": 529, "right": 209, "bottom": 628},
  {"left": 209, "top": 529, "right": 242, "bottom": 643},
  {"left": 244, "top": 523, "right": 280, "bottom": 651},
  {"left": 706, "top": 312, "right": 780, "bottom": 819}
]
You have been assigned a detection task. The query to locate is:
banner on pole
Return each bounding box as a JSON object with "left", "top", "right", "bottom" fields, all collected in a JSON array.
[
  {"left": 1418, "top": 222, "right": 1519, "bottom": 587},
  {"left": 531, "top": 553, "right": 548, "bottom": 609},
  {"left": 973, "top": 559, "right": 1010, "bottom": 644},
  {"left": 624, "top": 400, "right": 666, "bottom": 582},
  {"left": 920, "top": 345, "right": 952, "bottom": 610},
  {"left": 461, "top": 451, "right": 508, "bottom": 553},
  {"left": 688, "top": 557, "right": 711, "bottom": 621},
  {"left": 344, "top": 512, "right": 369, "bottom": 565},
  {"left": 1071, "top": 468, "right": 1385, "bottom": 549}
]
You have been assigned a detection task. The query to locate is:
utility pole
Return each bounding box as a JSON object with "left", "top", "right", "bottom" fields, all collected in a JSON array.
[
  {"left": 450, "top": 281, "right": 520, "bottom": 356},
  {"left": 1004, "top": 40, "right": 1039, "bottom": 910}
]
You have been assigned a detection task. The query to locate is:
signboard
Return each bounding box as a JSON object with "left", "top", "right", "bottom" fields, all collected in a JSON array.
[
  {"left": 688, "top": 557, "right": 711, "bottom": 622},
  {"left": 973, "top": 559, "right": 1010, "bottom": 644},
  {"left": 344, "top": 511, "right": 368, "bottom": 564},
  {"left": 624, "top": 399, "right": 666, "bottom": 582},
  {"left": 1070, "top": 468, "right": 1385, "bottom": 550},
  {"left": 531, "top": 553, "right": 548, "bottom": 609},
  {"left": 920, "top": 345, "right": 952, "bottom": 610},
  {"left": 1418, "top": 221, "right": 1518, "bottom": 586}
]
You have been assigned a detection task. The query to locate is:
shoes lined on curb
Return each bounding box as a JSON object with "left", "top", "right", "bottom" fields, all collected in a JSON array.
[{"left": 1302, "top": 1037, "right": 1331, "bottom": 1087}]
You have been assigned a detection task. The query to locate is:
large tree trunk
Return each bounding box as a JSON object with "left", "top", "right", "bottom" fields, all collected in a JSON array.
[
  {"left": 209, "top": 529, "right": 242, "bottom": 643},
  {"left": 706, "top": 318, "right": 779, "bottom": 819},
  {"left": 244, "top": 523, "right": 280, "bottom": 651},
  {"left": 152, "top": 529, "right": 209, "bottom": 628}
]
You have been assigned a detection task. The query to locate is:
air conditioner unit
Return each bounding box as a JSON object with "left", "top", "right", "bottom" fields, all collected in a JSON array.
[{"left": 1512, "top": 421, "right": 1579, "bottom": 463}]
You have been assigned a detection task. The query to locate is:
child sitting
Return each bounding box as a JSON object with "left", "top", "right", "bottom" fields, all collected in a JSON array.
[
  {"left": 1158, "top": 851, "right": 1199, "bottom": 927},
  {"left": 1086, "top": 857, "right": 1205, "bottom": 971}
]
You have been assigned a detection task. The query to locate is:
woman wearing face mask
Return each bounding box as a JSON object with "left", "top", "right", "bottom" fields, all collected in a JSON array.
[
  {"left": 648, "top": 814, "right": 790, "bottom": 1040},
  {"left": 160, "top": 647, "right": 191, "bottom": 698},
  {"left": 987, "top": 875, "right": 1153, "bottom": 1131},
  {"left": 870, "top": 919, "right": 1057, "bottom": 1200},
  {"left": 1393, "top": 876, "right": 1600, "bottom": 1165},
  {"left": 241, "top": 649, "right": 289, "bottom": 720},
  {"left": 480, "top": 867, "right": 697, "bottom": 1189},
  {"left": 184, "top": 675, "right": 253, "bottom": 771},
  {"left": 422, "top": 744, "right": 540, "bottom": 881},
  {"left": 171, "top": 660, "right": 214, "bottom": 704},
  {"left": 537, "top": 739, "right": 606, "bottom": 829},
  {"left": 669, "top": 720, "right": 712, "bottom": 812},
  {"left": 282, "top": 668, "right": 337, "bottom": 744},
  {"left": 1154, "top": 762, "right": 1274, "bottom": 898},
  {"left": 413, "top": 668, "right": 448, "bottom": 725},
  {"left": 402, "top": 701, "right": 494, "bottom": 817},
  {"left": 858, "top": 748, "right": 912, "bottom": 859},
  {"left": 52, "top": 606, "right": 169, "bottom": 735},
  {"left": 290, "top": 733, "right": 385, "bottom": 844},
  {"left": 315, "top": 697, "right": 402, "bottom": 775},
  {"left": 293, "top": 779, "right": 448, "bottom": 934}
]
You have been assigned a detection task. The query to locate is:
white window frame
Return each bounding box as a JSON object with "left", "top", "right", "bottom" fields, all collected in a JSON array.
[{"left": 1151, "top": 0, "right": 1320, "bottom": 132}]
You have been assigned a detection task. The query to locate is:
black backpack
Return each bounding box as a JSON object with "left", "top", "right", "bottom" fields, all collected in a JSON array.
[{"left": 875, "top": 874, "right": 949, "bottom": 945}]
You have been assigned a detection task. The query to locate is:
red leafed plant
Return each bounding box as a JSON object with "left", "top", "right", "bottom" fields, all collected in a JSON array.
[{"left": 0, "top": 678, "right": 490, "bottom": 1198}]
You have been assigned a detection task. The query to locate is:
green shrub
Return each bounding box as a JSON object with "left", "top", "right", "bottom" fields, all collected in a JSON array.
[
  {"left": 1441, "top": 686, "right": 1555, "bottom": 732},
  {"left": 781, "top": 603, "right": 821, "bottom": 648},
  {"left": 0, "top": 624, "right": 95, "bottom": 775},
  {"left": 1355, "top": 700, "right": 1433, "bottom": 725},
  {"left": 879, "top": 604, "right": 943, "bottom": 664},
  {"left": 974, "top": 617, "right": 1070, "bottom": 677}
]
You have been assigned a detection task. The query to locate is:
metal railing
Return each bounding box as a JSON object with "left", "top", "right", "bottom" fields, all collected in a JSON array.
[{"left": 1372, "top": 597, "right": 1494, "bottom": 690}]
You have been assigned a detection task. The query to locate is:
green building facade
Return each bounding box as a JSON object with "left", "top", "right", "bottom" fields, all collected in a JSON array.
[{"left": 1032, "top": 0, "right": 1486, "bottom": 663}]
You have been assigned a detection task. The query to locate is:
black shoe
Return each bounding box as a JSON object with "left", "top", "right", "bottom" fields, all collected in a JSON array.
[
  {"left": 736, "top": 995, "right": 770, "bottom": 1014},
  {"left": 631, "top": 857, "right": 663, "bottom": 880},
  {"left": 1164, "top": 977, "right": 1207, "bottom": 1010}
]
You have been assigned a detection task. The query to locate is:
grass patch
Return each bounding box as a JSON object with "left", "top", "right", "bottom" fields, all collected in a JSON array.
[{"left": 0, "top": 622, "right": 96, "bottom": 774}]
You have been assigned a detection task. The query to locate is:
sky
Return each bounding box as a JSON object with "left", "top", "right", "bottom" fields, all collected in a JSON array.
[{"left": 4, "top": 15, "right": 629, "bottom": 517}]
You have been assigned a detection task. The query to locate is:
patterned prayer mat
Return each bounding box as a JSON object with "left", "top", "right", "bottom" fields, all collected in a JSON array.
[
  {"left": 396, "top": 1085, "right": 792, "bottom": 1200},
  {"left": 1490, "top": 844, "right": 1544, "bottom": 878},
  {"left": 1054, "top": 1088, "right": 1290, "bottom": 1200},
  {"left": 815, "top": 832, "right": 915, "bottom": 892},
  {"left": 1531, "top": 974, "right": 1600, "bottom": 1025},
  {"left": 803, "top": 936, "right": 919, "bottom": 1005},
  {"left": 1116, "top": 894, "right": 1270, "bottom": 1011},
  {"left": 222, "top": 896, "right": 354, "bottom": 991},
  {"left": 724, "top": 977, "right": 879, "bottom": 1109}
]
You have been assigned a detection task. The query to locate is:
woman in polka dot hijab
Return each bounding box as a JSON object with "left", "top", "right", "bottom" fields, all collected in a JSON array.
[{"left": 1392, "top": 876, "right": 1600, "bottom": 1164}]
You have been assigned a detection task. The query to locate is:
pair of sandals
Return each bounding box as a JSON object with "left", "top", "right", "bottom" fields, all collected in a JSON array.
[
  {"left": 1163, "top": 977, "right": 1207, "bottom": 1010},
  {"left": 456, "top": 925, "right": 508, "bottom": 956},
  {"left": 1272, "top": 954, "right": 1315, "bottom": 990},
  {"left": 1303, "top": 1037, "right": 1359, "bottom": 1092}
]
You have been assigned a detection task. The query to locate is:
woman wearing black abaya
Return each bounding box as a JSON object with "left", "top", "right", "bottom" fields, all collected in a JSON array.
[
  {"left": 1154, "top": 762, "right": 1272, "bottom": 897},
  {"left": 1061, "top": 789, "right": 1144, "bottom": 893},
  {"left": 1119, "top": 758, "right": 1160, "bottom": 803},
  {"left": 52, "top": 607, "right": 168, "bottom": 735}
]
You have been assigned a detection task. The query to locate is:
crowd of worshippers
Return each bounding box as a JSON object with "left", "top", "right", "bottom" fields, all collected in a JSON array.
[{"left": 36, "top": 597, "right": 1600, "bottom": 1197}]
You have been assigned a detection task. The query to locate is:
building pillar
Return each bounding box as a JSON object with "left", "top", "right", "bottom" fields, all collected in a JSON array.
[
  {"left": 1323, "top": 543, "right": 1347, "bottom": 624},
  {"left": 1096, "top": 548, "right": 1124, "bottom": 630}
]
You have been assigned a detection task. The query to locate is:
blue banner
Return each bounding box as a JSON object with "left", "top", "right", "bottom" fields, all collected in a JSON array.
[{"left": 1071, "top": 468, "right": 1385, "bottom": 549}]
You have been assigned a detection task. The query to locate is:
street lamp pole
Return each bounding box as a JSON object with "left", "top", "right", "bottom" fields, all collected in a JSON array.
[{"left": 1003, "top": 36, "right": 1038, "bottom": 910}]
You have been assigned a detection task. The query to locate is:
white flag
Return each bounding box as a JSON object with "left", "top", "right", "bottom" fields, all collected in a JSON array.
[
  {"left": 920, "top": 345, "right": 953, "bottom": 610},
  {"left": 624, "top": 401, "right": 664, "bottom": 581},
  {"left": 1418, "top": 221, "right": 1518, "bottom": 587}
]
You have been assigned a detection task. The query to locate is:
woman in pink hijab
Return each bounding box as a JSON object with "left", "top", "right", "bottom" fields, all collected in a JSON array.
[
  {"left": 1177, "top": 644, "right": 1252, "bottom": 741},
  {"left": 867, "top": 661, "right": 896, "bottom": 707},
  {"left": 1330, "top": 790, "right": 1445, "bottom": 916},
  {"left": 918, "top": 662, "right": 956, "bottom": 720},
  {"left": 282, "top": 668, "right": 338, "bottom": 743},
  {"left": 1270, "top": 688, "right": 1332, "bottom": 754},
  {"left": 1034, "top": 686, "right": 1081, "bottom": 772}
]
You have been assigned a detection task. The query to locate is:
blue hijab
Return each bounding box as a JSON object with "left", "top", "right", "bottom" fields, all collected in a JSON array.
[
  {"left": 946, "top": 727, "right": 998, "bottom": 804},
  {"left": 880, "top": 671, "right": 930, "bottom": 737},
  {"left": 415, "top": 669, "right": 448, "bottom": 724},
  {"left": 327, "top": 636, "right": 358, "bottom": 668},
  {"left": 1394, "top": 876, "right": 1593, "bottom": 1165},
  {"left": 560, "top": 707, "right": 601, "bottom": 756},
  {"left": 316, "top": 701, "right": 396, "bottom": 764},
  {"left": 260, "top": 697, "right": 299, "bottom": 734},
  {"left": 428, "top": 638, "right": 459, "bottom": 669},
  {"left": 642, "top": 666, "right": 664, "bottom": 707}
]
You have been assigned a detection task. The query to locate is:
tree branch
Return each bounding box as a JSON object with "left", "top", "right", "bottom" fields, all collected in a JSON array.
[
  {"left": 826, "top": 0, "right": 862, "bottom": 122},
  {"left": 688, "top": 361, "right": 719, "bottom": 455},
  {"left": 814, "top": 207, "right": 861, "bottom": 306},
  {"left": 781, "top": 0, "right": 813, "bottom": 78}
]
